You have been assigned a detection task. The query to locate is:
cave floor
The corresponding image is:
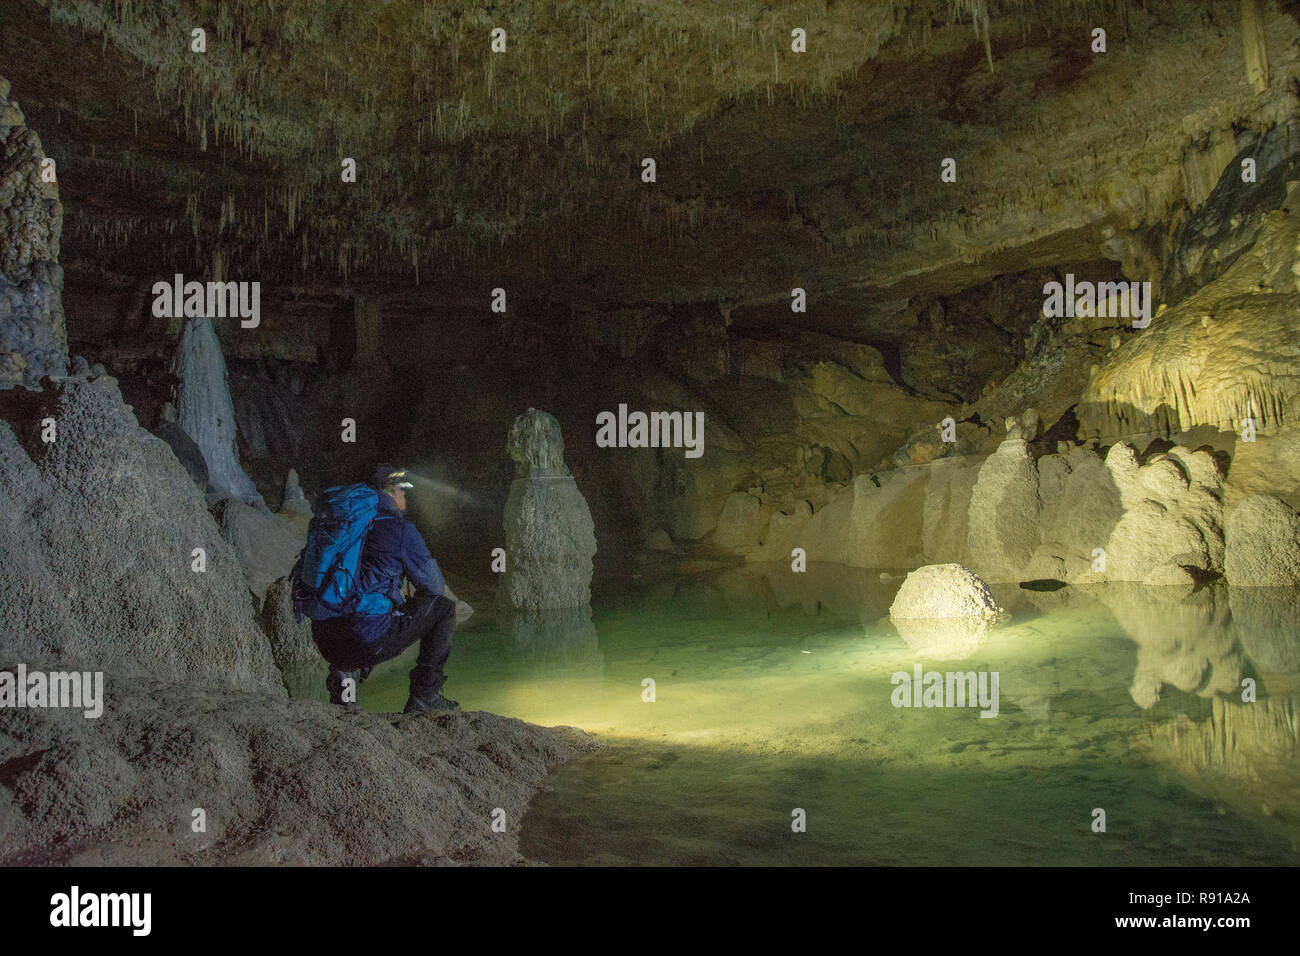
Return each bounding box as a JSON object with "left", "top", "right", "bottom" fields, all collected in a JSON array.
[{"left": 353, "top": 566, "right": 1300, "bottom": 866}]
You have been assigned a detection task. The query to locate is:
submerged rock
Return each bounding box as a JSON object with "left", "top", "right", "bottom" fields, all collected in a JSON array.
[
  {"left": 892, "top": 616, "right": 995, "bottom": 660},
  {"left": 500, "top": 606, "right": 604, "bottom": 677}
]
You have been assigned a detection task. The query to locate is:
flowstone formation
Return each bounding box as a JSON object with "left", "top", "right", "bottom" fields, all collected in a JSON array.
[
  {"left": 0, "top": 75, "right": 66, "bottom": 387},
  {"left": 497, "top": 408, "right": 596, "bottom": 611},
  {"left": 171, "top": 316, "right": 263, "bottom": 505}
]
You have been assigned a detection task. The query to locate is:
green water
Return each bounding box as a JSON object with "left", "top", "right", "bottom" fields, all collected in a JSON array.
[{"left": 357, "top": 565, "right": 1300, "bottom": 866}]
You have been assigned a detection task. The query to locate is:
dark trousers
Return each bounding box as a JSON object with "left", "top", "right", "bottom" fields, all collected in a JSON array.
[{"left": 313, "top": 592, "right": 456, "bottom": 699}]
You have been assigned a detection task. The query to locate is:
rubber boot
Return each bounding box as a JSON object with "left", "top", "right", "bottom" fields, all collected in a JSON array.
[
  {"left": 403, "top": 664, "right": 459, "bottom": 714},
  {"left": 326, "top": 667, "right": 361, "bottom": 710}
]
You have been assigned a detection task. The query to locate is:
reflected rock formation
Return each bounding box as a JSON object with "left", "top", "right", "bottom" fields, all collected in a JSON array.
[
  {"left": 1149, "top": 694, "right": 1300, "bottom": 832},
  {"left": 719, "top": 563, "right": 895, "bottom": 628},
  {"left": 1099, "top": 583, "right": 1243, "bottom": 708},
  {"left": 499, "top": 606, "right": 604, "bottom": 679},
  {"left": 890, "top": 617, "right": 996, "bottom": 661},
  {"left": 1228, "top": 586, "right": 1300, "bottom": 672}
]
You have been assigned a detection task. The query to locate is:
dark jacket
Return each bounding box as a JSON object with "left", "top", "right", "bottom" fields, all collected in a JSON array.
[{"left": 350, "top": 494, "right": 445, "bottom": 643}]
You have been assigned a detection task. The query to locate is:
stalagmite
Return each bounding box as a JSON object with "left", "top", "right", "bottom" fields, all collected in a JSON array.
[
  {"left": 497, "top": 408, "right": 596, "bottom": 611},
  {"left": 170, "top": 316, "right": 264, "bottom": 505},
  {"left": 280, "top": 468, "right": 312, "bottom": 516}
]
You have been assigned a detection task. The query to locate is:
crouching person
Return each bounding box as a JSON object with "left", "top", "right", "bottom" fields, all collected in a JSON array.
[{"left": 295, "top": 464, "right": 459, "bottom": 714}]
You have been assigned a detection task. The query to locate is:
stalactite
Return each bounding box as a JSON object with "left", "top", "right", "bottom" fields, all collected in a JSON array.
[{"left": 1241, "top": 0, "right": 1270, "bottom": 93}]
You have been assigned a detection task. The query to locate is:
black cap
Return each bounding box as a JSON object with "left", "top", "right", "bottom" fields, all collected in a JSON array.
[{"left": 370, "top": 463, "right": 413, "bottom": 492}]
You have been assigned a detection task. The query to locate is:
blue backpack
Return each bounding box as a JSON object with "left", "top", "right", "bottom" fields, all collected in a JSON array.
[{"left": 291, "top": 483, "right": 393, "bottom": 621}]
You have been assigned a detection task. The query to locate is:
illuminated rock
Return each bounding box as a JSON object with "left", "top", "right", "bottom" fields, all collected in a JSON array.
[
  {"left": 890, "top": 563, "right": 1002, "bottom": 620},
  {"left": 966, "top": 438, "right": 1041, "bottom": 582},
  {"left": 1223, "top": 494, "right": 1300, "bottom": 586},
  {"left": 498, "top": 409, "right": 596, "bottom": 611},
  {"left": 0, "top": 377, "right": 282, "bottom": 692}
]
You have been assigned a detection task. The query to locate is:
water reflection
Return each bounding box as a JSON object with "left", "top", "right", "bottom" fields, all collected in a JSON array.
[
  {"left": 516, "top": 565, "right": 1300, "bottom": 864},
  {"left": 497, "top": 605, "right": 605, "bottom": 678},
  {"left": 1229, "top": 587, "right": 1300, "bottom": 673},
  {"left": 1095, "top": 582, "right": 1244, "bottom": 708},
  {"left": 891, "top": 616, "right": 995, "bottom": 660}
]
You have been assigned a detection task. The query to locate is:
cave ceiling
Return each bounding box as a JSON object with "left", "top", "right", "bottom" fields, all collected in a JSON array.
[{"left": 3, "top": 0, "right": 1299, "bottom": 336}]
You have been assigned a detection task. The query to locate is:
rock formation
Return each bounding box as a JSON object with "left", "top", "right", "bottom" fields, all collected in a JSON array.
[
  {"left": 280, "top": 467, "right": 312, "bottom": 515},
  {"left": 213, "top": 497, "right": 305, "bottom": 608},
  {"left": 712, "top": 491, "right": 764, "bottom": 550},
  {"left": 889, "top": 564, "right": 1002, "bottom": 621},
  {"left": 497, "top": 408, "right": 596, "bottom": 611},
  {"left": 151, "top": 401, "right": 209, "bottom": 491},
  {"left": 1223, "top": 494, "right": 1300, "bottom": 586},
  {"left": 966, "top": 439, "right": 1041, "bottom": 582},
  {"left": 261, "top": 574, "right": 325, "bottom": 699},
  {"left": 0, "top": 376, "right": 592, "bottom": 866},
  {"left": 171, "top": 317, "right": 264, "bottom": 505},
  {"left": 889, "top": 563, "right": 1003, "bottom": 659},
  {"left": 0, "top": 674, "right": 598, "bottom": 865},
  {"left": 0, "top": 376, "right": 282, "bottom": 692},
  {"left": 0, "top": 75, "right": 66, "bottom": 387},
  {"left": 1082, "top": 178, "right": 1300, "bottom": 443}
]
